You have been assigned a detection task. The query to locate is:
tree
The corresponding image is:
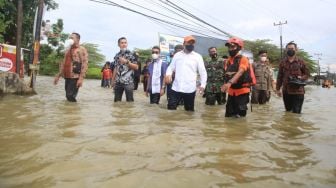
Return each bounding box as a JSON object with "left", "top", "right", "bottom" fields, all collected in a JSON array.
[
  {"left": 82, "top": 43, "right": 106, "bottom": 68},
  {"left": 0, "top": 0, "right": 58, "bottom": 46}
]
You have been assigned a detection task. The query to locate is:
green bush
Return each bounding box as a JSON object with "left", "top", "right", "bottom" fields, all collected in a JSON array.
[{"left": 86, "top": 67, "right": 102, "bottom": 79}]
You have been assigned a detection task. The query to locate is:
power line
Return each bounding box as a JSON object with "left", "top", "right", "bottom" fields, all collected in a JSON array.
[
  {"left": 120, "top": 0, "right": 226, "bottom": 37},
  {"left": 89, "top": 0, "right": 220, "bottom": 38},
  {"left": 164, "top": 0, "right": 232, "bottom": 37}
]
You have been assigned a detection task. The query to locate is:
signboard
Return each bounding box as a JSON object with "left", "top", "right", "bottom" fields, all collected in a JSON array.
[
  {"left": 158, "top": 33, "right": 183, "bottom": 63},
  {"left": 0, "top": 44, "right": 24, "bottom": 77}
]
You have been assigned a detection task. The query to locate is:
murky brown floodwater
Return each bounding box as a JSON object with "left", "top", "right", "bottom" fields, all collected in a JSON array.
[{"left": 0, "top": 76, "right": 336, "bottom": 188}]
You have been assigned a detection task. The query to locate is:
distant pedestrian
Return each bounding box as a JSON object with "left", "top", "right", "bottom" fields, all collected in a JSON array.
[
  {"left": 54, "top": 32, "right": 88, "bottom": 102},
  {"left": 102, "top": 63, "right": 112, "bottom": 88},
  {"left": 141, "top": 59, "right": 151, "bottom": 92}
]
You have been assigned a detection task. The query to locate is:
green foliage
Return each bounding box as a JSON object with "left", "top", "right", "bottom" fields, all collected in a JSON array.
[
  {"left": 86, "top": 67, "right": 102, "bottom": 79},
  {"left": 0, "top": 0, "right": 58, "bottom": 47},
  {"left": 135, "top": 48, "right": 151, "bottom": 64},
  {"left": 82, "top": 43, "right": 106, "bottom": 68},
  {"left": 39, "top": 44, "right": 63, "bottom": 75}
]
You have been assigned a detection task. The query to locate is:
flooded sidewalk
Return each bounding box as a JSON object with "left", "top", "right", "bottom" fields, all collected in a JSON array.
[{"left": 0, "top": 76, "right": 335, "bottom": 188}]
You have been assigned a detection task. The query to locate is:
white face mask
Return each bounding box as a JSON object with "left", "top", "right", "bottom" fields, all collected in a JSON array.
[
  {"left": 152, "top": 53, "right": 159, "bottom": 60},
  {"left": 65, "top": 39, "right": 74, "bottom": 48},
  {"left": 260, "top": 56, "right": 267, "bottom": 62}
]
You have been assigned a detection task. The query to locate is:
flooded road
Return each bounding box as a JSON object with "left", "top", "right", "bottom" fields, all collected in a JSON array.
[{"left": 0, "top": 76, "right": 335, "bottom": 188}]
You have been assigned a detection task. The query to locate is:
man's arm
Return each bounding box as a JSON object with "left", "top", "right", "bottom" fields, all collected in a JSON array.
[
  {"left": 54, "top": 52, "right": 66, "bottom": 85},
  {"left": 198, "top": 56, "right": 207, "bottom": 90}
]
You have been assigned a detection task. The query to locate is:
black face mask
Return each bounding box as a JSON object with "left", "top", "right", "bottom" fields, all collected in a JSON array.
[
  {"left": 210, "top": 53, "right": 217, "bottom": 59},
  {"left": 229, "top": 49, "right": 240, "bottom": 57},
  {"left": 287, "top": 49, "right": 295, "bottom": 57},
  {"left": 185, "top": 44, "right": 194, "bottom": 52}
]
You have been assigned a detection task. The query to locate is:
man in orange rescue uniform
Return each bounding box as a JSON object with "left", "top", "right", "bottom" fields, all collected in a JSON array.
[{"left": 221, "top": 37, "right": 252, "bottom": 118}]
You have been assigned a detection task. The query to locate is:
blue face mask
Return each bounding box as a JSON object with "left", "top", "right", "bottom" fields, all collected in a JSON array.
[{"left": 185, "top": 44, "right": 194, "bottom": 52}]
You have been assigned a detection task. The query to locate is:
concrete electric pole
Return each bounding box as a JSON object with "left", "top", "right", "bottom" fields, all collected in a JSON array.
[
  {"left": 274, "top": 21, "right": 287, "bottom": 59},
  {"left": 315, "top": 53, "right": 322, "bottom": 85}
]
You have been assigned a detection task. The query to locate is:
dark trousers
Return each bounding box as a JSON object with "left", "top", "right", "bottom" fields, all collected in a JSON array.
[
  {"left": 150, "top": 92, "right": 161, "bottom": 104},
  {"left": 221, "top": 92, "right": 227, "bottom": 104},
  {"left": 251, "top": 89, "right": 268, "bottom": 104},
  {"left": 225, "top": 93, "right": 250, "bottom": 117},
  {"left": 205, "top": 92, "right": 224, "bottom": 105},
  {"left": 283, "top": 93, "right": 304, "bottom": 114},
  {"left": 133, "top": 76, "right": 140, "bottom": 90},
  {"left": 167, "top": 90, "right": 196, "bottom": 111},
  {"left": 65, "top": 78, "right": 79, "bottom": 102},
  {"left": 167, "top": 84, "right": 184, "bottom": 105},
  {"left": 102, "top": 79, "right": 110, "bottom": 88},
  {"left": 143, "top": 78, "right": 148, "bottom": 92},
  {"left": 114, "top": 82, "right": 134, "bottom": 102}
]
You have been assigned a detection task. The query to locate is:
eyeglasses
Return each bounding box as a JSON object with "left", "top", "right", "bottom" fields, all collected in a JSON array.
[{"left": 152, "top": 51, "right": 160, "bottom": 54}]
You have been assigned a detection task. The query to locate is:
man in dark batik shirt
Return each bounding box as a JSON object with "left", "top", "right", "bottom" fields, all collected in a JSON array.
[{"left": 111, "top": 37, "right": 138, "bottom": 102}]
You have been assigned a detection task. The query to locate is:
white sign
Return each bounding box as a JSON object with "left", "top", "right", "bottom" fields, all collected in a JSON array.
[{"left": 0, "top": 58, "right": 13, "bottom": 71}]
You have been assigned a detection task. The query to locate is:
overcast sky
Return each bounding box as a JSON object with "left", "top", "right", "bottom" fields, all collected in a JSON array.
[{"left": 44, "top": 0, "right": 336, "bottom": 72}]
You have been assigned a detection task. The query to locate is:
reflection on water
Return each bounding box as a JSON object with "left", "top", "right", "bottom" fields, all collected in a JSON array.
[{"left": 0, "top": 76, "right": 336, "bottom": 188}]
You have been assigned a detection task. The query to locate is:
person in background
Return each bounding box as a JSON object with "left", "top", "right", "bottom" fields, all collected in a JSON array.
[
  {"left": 204, "top": 47, "right": 225, "bottom": 105},
  {"left": 133, "top": 51, "right": 141, "bottom": 90},
  {"left": 251, "top": 50, "right": 275, "bottom": 104},
  {"left": 141, "top": 59, "right": 151, "bottom": 92},
  {"left": 276, "top": 41, "right": 309, "bottom": 114},
  {"left": 54, "top": 32, "right": 88, "bottom": 102},
  {"left": 101, "top": 61, "right": 110, "bottom": 87},
  {"left": 102, "top": 63, "right": 112, "bottom": 88},
  {"left": 221, "top": 55, "right": 228, "bottom": 104},
  {"left": 145, "top": 46, "right": 168, "bottom": 104},
  {"left": 165, "top": 36, "right": 207, "bottom": 111}
]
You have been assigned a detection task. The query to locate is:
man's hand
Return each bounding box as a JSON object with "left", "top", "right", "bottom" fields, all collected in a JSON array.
[
  {"left": 76, "top": 78, "right": 83, "bottom": 88},
  {"left": 160, "top": 88, "right": 165, "bottom": 96},
  {"left": 119, "top": 57, "right": 128, "bottom": 65},
  {"left": 221, "top": 83, "right": 232, "bottom": 93},
  {"left": 198, "top": 86, "right": 205, "bottom": 95},
  {"left": 165, "top": 75, "right": 172, "bottom": 84},
  {"left": 145, "top": 91, "right": 149, "bottom": 97},
  {"left": 276, "top": 90, "right": 282, "bottom": 97},
  {"left": 54, "top": 76, "right": 60, "bottom": 85}
]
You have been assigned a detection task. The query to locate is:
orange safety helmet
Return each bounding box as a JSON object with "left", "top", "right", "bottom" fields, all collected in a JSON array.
[{"left": 225, "top": 37, "right": 244, "bottom": 48}]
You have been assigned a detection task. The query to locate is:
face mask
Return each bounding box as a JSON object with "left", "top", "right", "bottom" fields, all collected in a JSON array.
[
  {"left": 229, "top": 48, "right": 240, "bottom": 57},
  {"left": 151, "top": 53, "right": 159, "bottom": 60},
  {"left": 210, "top": 53, "right": 218, "bottom": 59},
  {"left": 185, "top": 44, "right": 194, "bottom": 52},
  {"left": 65, "top": 39, "right": 74, "bottom": 48},
  {"left": 287, "top": 49, "right": 295, "bottom": 57},
  {"left": 260, "top": 56, "right": 267, "bottom": 62}
]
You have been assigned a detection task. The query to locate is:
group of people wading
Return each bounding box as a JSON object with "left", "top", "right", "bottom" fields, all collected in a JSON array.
[{"left": 54, "top": 33, "right": 309, "bottom": 117}]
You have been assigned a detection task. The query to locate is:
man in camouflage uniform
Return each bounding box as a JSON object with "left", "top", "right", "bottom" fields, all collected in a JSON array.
[{"left": 204, "top": 47, "right": 225, "bottom": 105}]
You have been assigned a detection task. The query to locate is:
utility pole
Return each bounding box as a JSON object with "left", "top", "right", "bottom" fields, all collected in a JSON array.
[
  {"left": 274, "top": 20, "right": 287, "bottom": 59},
  {"left": 315, "top": 53, "right": 322, "bottom": 85},
  {"left": 16, "top": 0, "right": 23, "bottom": 75},
  {"left": 29, "top": 0, "right": 44, "bottom": 89}
]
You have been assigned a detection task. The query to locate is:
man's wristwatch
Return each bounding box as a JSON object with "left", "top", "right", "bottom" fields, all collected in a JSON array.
[{"left": 228, "top": 80, "right": 233, "bottom": 84}]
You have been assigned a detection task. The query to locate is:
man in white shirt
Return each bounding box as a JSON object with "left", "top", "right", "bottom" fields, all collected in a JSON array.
[{"left": 165, "top": 35, "right": 207, "bottom": 111}]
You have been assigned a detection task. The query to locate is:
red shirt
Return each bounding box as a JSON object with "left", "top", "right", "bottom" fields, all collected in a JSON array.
[{"left": 102, "top": 68, "right": 112, "bottom": 79}]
